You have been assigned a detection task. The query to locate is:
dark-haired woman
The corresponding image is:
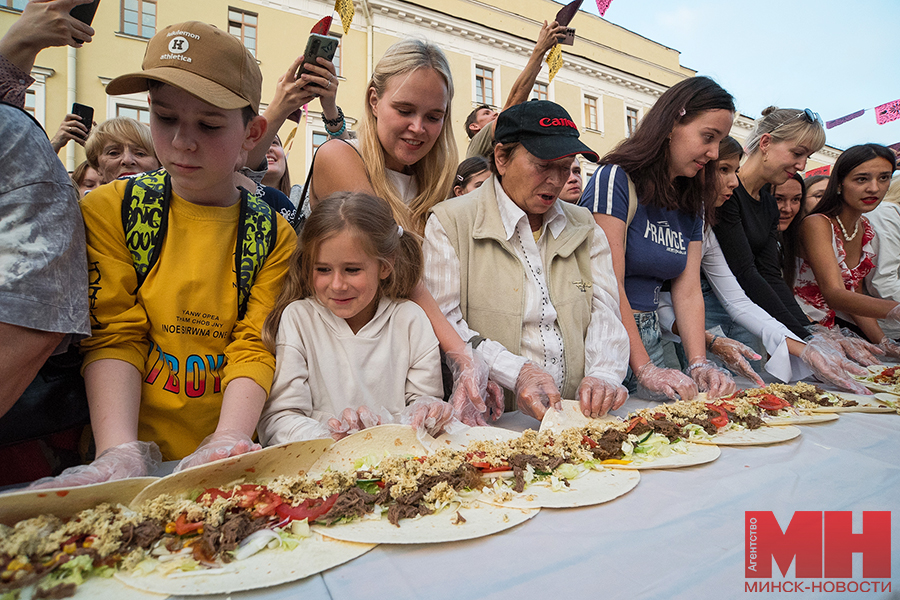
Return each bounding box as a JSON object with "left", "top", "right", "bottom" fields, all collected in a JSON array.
[
  {"left": 794, "top": 144, "right": 900, "bottom": 353},
  {"left": 451, "top": 156, "right": 490, "bottom": 197},
  {"left": 658, "top": 137, "right": 871, "bottom": 393},
  {"left": 579, "top": 76, "right": 735, "bottom": 400}
]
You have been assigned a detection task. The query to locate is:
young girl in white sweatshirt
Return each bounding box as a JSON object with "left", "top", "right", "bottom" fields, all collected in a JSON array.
[{"left": 258, "top": 192, "right": 451, "bottom": 444}]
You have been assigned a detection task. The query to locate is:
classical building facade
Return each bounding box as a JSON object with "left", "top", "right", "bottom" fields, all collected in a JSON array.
[{"left": 1, "top": 0, "right": 838, "bottom": 177}]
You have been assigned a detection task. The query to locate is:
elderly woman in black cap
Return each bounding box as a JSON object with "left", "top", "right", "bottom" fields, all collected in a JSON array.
[{"left": 423, "top": 100, "right": 630, "bottom": 421}]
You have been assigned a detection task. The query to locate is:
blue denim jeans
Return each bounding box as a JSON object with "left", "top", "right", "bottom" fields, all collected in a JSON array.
[
  {"left": 701, "top": 277, "right": 764, "bottom": 372},
  {"left": 623, "top": 311, "right": 668, "bottom": 396}
]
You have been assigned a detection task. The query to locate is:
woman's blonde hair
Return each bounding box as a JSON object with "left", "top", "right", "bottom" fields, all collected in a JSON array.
[
  {"left": 262, "top": 192, "right": 424, "bottom": 349},
  {"left": 358, "top": 38, "right": 458, "bottom": 234},
  {"left": 84, "top": 117, "right": 156, "bottom": 170},
  {"left": 745, "top": 106, "right": 826, "bottom": 156},
  {"left": 883, "top": 172, "right": 900, "bottom": 206}
]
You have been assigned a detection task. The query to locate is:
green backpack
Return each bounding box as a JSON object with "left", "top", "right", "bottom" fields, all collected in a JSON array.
[{"left": 121, "top": 169, "right": 276, "bottom": 320}]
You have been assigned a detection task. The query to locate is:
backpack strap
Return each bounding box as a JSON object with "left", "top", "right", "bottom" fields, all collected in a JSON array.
[
  {"left": 235, "top": 188, "right": 276, "bottom": 320},
  {"left": 122, "top": 169, "right": 170, "bottom": 294}
]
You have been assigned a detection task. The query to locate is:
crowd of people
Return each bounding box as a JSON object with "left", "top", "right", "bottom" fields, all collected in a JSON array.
[{"left": 1, "top": 0, "right": 898, "bottom": 488}]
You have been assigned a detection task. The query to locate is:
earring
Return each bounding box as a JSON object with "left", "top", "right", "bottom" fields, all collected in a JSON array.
[
  {"left": 763, "top": 152, "right": 768, "bottom": 163},
  {"left": 838, "top": 185, "right": 842, "bottom": 195}
]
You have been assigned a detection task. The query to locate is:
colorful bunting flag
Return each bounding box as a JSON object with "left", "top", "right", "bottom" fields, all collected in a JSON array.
[
  {"left": 546, "top": 44, "right": 563, "bottom": 83},
  {"left": 875, "top": 99, "right": 900, "bottom": 125},
  {"left": 335, "top": 0, "right": 355, "bottom": 34},
  {"left": 825, "top": 109, "right": 865, "bottom": 130},
  {"left": 595, "top": 0, "right": 613, "bottom": 16},
  {"left": 805, "top": 165, "right": 831, "bottom": 178},
  {"left": 887, "top": 141, "right": 900, "bottom": 154}
]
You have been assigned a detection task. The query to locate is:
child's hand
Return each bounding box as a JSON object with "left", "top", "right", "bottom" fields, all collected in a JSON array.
[
  {"left": 327, "top": 406, "right": 383, "bottom": 440},
  {"left": 28, "top": 441, "right": 161, "bottom": 489},
  {"left": 400, "top": 397, "right": 456, "bottom": 438},
  {"left": 174, "top": 430, "right": 262, "bottom": 472}
]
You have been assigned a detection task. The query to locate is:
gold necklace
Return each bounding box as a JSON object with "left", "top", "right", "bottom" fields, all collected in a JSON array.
[{"left": 835, "top": 215, "right": 859, "bottom": 242}]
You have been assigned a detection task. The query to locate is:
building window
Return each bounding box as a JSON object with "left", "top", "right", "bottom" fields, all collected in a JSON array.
[
  {"left": 117, "top": 104, "right": 150, "bottom": 124},
  {"left": 2, "top": 0, "right": 28, "bottom": 10},
  {"left": 584, "top": 96, "right": 598, "bottom": 131},
  {"left": 228, "top": 8, "right": 257, "bottom": 57},
  {"left": 531, "top": 82, "right": 548, "bottom": 101},
  {"left": 23, "top": 89, "right": 36, "bottom": 117},
  {"left": 475, "top": 67, "right": 494, "bottom": 106},
  {"left": 626, "top": 107, "right": 639, "bottom": 137},
  {"left": 331, "top": 35, "right": 342, "bottom": 78},
  {"left": 121, "top": 0, "right": 156, "bottom": 38},
  {"left": 312, "top": 131, "right": 329, "bottom": 153}
]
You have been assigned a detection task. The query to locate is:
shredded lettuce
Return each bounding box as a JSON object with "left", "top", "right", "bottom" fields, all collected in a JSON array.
[
  {"left": 352, "top": 455, "right": 382, "bottom": 470},
  {"left": 178, "top": 559, "right": 200, "bottom": 572},
  {"left": 356, "top": 480, "right": 381, "bottom": 495},
  {"left": 553, "top": 463, "right": 580, "bottom": 480}
]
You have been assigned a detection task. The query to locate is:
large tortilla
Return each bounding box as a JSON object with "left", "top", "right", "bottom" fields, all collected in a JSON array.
[
  {"left": 115, "top": 532, "right": 373, "bottom": 595},
  {"left": 18, "top": 574, "right": 167, "bottom": 600},
  {"left": 539, "top": 400, "right": 621, "bottom": 433},
  {"left": 606, "top": 443, "right": 721, "bottom": 470},
  {"left": 479, "top": 467, "right": 640, "bottom": 509},
  {"left": 309, "top": 500, "right": 537, "bottom": 544},
  {"left": 811, "top": 392, "right": 897, "bottom": 413},
  {"left": 691, "top": 425, "right": 801, "bottom": 446},
  {"left": 853, "top": 365, "right": 900, "bottom": 395},
  {"left": 0, "top": 477, "right": 157, "bottom": 526},
  {"left": 763, "top": 413, "right": 839, "bottom": 426},
  {"left": 130, "top": 438, "right": 334, "bottom": 508},
  {"left": 432, "top": 425, "right": 521, "bottom": 449},
  {"left": 308, "top": 424, "right": 428, "bottom": 474},
  {"left": 873, "top": 392, "right": 900, "bottom": 411}
]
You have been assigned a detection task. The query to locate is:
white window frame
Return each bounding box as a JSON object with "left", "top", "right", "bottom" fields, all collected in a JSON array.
[
  {"left": 99, "top": 78, "right": 151, "bottom": 122},
  {"left": 469, "top": 57, "right": 500, "bottom": 110},
  {"left": 625, "top": 105, "right": 641, "bottom": 137},
  {"left": 582, "top": 92, "right": 603, "bottom": 133},
  {"left": 27, "top": 67, "right": 53, "bottom": 128}
]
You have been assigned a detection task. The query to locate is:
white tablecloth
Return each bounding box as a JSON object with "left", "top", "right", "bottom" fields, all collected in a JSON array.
[{"left": 176, "top": 397, "right": 900, "bottom": 600}]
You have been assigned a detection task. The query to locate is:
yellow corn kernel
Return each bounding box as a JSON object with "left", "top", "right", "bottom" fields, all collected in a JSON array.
[
  {"left": 63, "top": 543, "right": 76, "bottom": 554},
  {"left": 165, "top": 522, "right": 177, "bottom": 534},
  {"left": 7, "top": 558, "right": 30, "bottom": 571},
  {"left": 82, "top": 539, "right": 93, "bottom": 549}
]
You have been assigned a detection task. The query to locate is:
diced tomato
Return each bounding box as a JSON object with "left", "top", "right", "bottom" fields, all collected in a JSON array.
[
  {"left": 275, "top": 494, "right": 339, "bottom": 522},
  {"left": 375, "top": 480, "right": 385, "bottom": 488},
  {"left": 174, "top": 514, "right": 204, "bottom": 536},
  {"left": 581, "top": 435, "right": 598, "bottom": 448},
  {"left": 469, "top": 460, "right": 511, "bottom": 473},
  {"left": 198, "top": 487, "right": 232, "bottom": 506},
  {"left": 232, "top": 484, "right": 264, "bottom": 508},
  {"left": 626, "top": 416, "right": 647, "bottom": 433},
  {"left": 756, "top": 394, "right": 790, "bottom": 411},
  {"left": 653, "top": 412, "right": 665, "bottom": 420},
  {"left": 252, "top": 489, "right": 284, "bottom": 517},
  {"left": 882, "top": 367, "right": 898, "bottom": 378},
  {"left": 706, "top": 404, "right": 729, "bottom": 429}
]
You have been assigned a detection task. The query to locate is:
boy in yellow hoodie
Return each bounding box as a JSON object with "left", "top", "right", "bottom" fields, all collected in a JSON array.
[{"left": 36, "top": 22, "right": 296, "bottom": 486}]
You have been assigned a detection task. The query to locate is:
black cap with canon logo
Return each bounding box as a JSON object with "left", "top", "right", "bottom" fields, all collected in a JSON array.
[{"left": 494, "top": 99, "right": 599, "bottom": 162}]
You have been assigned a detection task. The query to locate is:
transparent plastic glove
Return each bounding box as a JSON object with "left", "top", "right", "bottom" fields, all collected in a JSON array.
[
  {"left": 446, "top": 345, "right": 504, "bottom": 424},
  {"left": 28, "top": 441, "right": 161, "bottom": 489},
  {"left": 327, "top": 406, "right": 387, "bottom": 441},
  {"left": 399, "top": 397, "right": 457, "bottom": 438},
  {"left": 707, "top": 334, "right": 765, "bottom": 386},
  {"left": 686, "top": 358, "right": 736, "bottom": 399},
  {"left": 577, "top": 376, "right": 627, "bottom": 418},
  {"left": 634, "top": 361, "right": 698, "bottom": 401},
  {"left": 885, "top": 304, "right": 900, "bottom": 328},
  {"left": 878, "top": 336, "right": 900, "bottom": 360},
  {"left": 800, "top": 335, "right": 871, "bottom": 395},
  {"left": 514, "top": 362, "right": 561, "bottom": 421},
  {"left": 175, "top": 430, "right": 262, "bottom": 472},
  {"left": 810, "top": 325, "right": 883, "bottom": 366}
]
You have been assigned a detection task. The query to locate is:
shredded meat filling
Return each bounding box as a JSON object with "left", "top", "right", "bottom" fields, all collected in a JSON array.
[{"left": 319, "top": 487, "right": 376, "bottom": 526}]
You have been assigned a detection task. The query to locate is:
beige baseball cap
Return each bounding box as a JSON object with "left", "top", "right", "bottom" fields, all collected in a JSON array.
[{"left": 106, "top": 21, "right": 262, "bottom": 112}]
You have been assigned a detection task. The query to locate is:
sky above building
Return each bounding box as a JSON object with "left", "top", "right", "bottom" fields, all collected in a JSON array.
[{"left": 574, "top": 0, "right": 899, "bottom": 151}]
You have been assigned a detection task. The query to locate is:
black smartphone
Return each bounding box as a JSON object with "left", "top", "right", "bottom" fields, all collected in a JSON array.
[
  {"left": 70, "top": 0, "right": 101, "bottom": 26},
  {"left": 296, "top": 33, "right": 339, "bottom": 80},
  {"left": 72, "top": 103, "right": 94, "bottom": 135},
  {"left": 70, "top": 0, "right": 100, "bottom": 44}
]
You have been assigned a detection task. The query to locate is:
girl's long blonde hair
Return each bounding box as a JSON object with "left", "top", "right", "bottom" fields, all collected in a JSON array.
[
  {"left": 262, "top": 192, "right": 424, "bottom": 349},
  {"left": 358, "top": 38, "right": 458, "bottom": 234}
]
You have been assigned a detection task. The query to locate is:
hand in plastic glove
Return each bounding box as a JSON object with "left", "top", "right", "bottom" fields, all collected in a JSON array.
[
  {"left": 577, "top": 376, "right": 627, "bottom": 418},
  {"left": 515, "top": 362, "right": 561, "bottom": 421},
  {"left": 400, "top": 397, "right": 456, "bottom": 437},
  {"left": 885, "top": 304, "right": 900, "bottom": 328},
  {"left": 878, "top": 336, "right": 900, "bottom": 360},
  {"left": 327, "top": 406, "right": 383, "bottom": 441},
  {"left": 175, "top": 430, "right": 261, "bottom": 472},
  {"left": 810, "top": 326, "right": 884, "bottom": 366},
  {"left": 634, "top": 361, "right": 698, "bottom": 401},
  {"left": 446, "top": 345, "right": 504, "bottom": 425},
  {"left": 28, "top": 441, "right": 161, "bottom": 489},
  {"left": 686, "top": 358, "right": 736, "bottom": 399},
  {"left": 707, "top": 333, "right": 765, "bottom": 386},
  {"left": 800, "top": 335, "right": 871, "bottom": 395}
]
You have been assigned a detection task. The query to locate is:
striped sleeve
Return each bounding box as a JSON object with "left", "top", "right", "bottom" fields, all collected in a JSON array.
[{"left": 577, "top": 163, "right": 630, "bottom": 221}]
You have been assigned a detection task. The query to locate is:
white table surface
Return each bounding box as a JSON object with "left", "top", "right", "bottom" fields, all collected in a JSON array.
[{"left": 164, "top": 391, "right": 900, "bottom": 600}]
